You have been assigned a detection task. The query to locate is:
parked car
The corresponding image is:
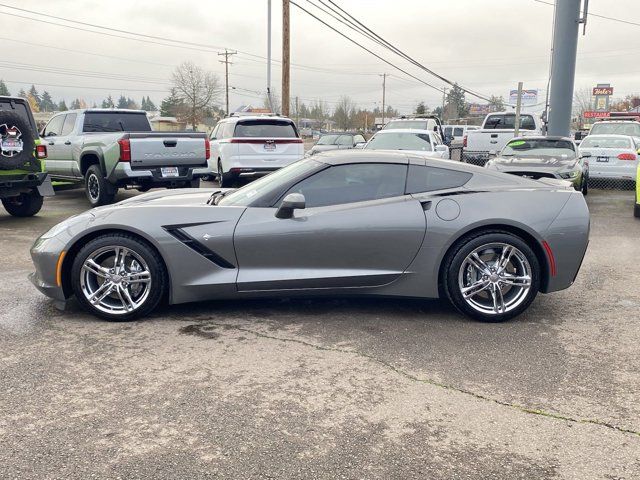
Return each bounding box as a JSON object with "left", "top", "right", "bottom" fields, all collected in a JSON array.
[
  {"left": 382, "top": 115, "right": 447, "bottom": 143},
  {"left": 209, "top": 114, "right": 304, "bottom": 187},
  {"left": 464, "top": 112, "right": 544, "bottom": 164},
  {"left": 578, "top": 134, "right": 639, "bottom": 183},
  {"left": 30, "top": 150, "right": 589, "bottom": 323},
  {"left": 485, "top": 136, "right": 588, "bottom": 194},
  {"left": 364, "top": 129, "right": 449, "bottom": 159},
  {"left": 588, "top": 119, "right": 640, "bottom": 143},
  {"left": 41, "top": 109, "right": 210, "bottom": 206},
  {"left": 307, "top": 132, "right": 367, "bottom": 156},
  {"left": 0, "top": 95, "right": 53, "bottom": 217},
  {"left": 443, "top": 125, "right": 479, "bottom": 145},
  {"left": 635, "top": 165, "right": 640, "bottom": 218}
]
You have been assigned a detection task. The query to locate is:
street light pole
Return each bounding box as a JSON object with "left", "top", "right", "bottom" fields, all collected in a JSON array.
[
  {"left": 547, "top": 0, "right": 582, "bottom": 136},
  {"left": 282, "top": 0, "right": 290, "bottom": 116}
]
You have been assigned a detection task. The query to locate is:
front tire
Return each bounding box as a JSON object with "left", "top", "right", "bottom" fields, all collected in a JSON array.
[
  {"left": 71, "top": 233, "right": 168, "bottom": 321},
  {"left": 443, "top": 231, "right": 541, "bottom": 322},
  {"left": 85, "top": 164, "right": 116, "bottom": 207},
  {"left": 1, "top": 190, "right": 43, "bottom": 217}
]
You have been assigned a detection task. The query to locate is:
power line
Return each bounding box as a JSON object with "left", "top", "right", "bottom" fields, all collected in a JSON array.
[
  {"left": 2, "top": 79, "right": 168, "bottom": 93},
  {"left": 289, "top": 1, "right": 445, "bottom": 95},
  {"left": 532, "top": 0, "right": 640, "bottom": 28}
]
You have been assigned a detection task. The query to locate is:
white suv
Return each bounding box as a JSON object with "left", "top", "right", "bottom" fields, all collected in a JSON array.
[{"left": 209, "top": 114, "right": 304, "bottom": 187}]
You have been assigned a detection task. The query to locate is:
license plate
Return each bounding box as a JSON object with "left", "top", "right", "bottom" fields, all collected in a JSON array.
[
  {"left": 264, "top": 142, "right": 276, "bottom": 151},
  {"left": 596, "top": 156, "right": 609, "bottom": 163},
  {"left": 161, "top": 167, "right": 179, "bottom": 177}
]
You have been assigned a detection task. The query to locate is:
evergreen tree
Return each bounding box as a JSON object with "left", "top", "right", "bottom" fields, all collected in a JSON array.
[
  {"left": 18, "top": 88, "right": 27, "bottom": 98},
  {"left": 58, "top": 100, "right": 68, "bottom": 111},
  {"left": 40, "top": 91, "right": 55, "bottom": 112},
  {"left": 117, "top": 95, "right": 128, "bottom": 108},
  {"left": 415, "top": 102, "right": 428, "bottom": 115},
  {"left": 101, "top": 95, "right": 115, "bottom": 108},
  {"left": 0, "top": 80, "right": 10, "bottom": 96},
  {"left": 145, "top": 96, "right": 156, "bottom": 111},
  {"left": 28, "top": 85, "right": 41, "bottom": 109},
  {"left": 141, "top": 97, "right": 148, "bottom": 111},
  {"left": 70, "top": 98, "right": 81, "bottom": 109},
  {"left": 160, "top": 88, "right": 183, "bottom": 117},
  {"left": 126, "top": 97, "right": 138, "bottom": 109}
]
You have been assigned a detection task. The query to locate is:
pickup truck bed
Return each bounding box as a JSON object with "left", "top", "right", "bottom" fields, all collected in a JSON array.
[{"left": 41, "top": 109, "right": 211, "bottom": 206}]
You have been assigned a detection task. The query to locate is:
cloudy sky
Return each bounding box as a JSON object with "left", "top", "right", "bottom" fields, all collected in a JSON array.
[{"left": 0, "top": 0, "right": 637, "bottom": 114}]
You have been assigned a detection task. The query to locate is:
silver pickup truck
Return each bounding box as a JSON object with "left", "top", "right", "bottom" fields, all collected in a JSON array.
[{"left": 41, "top": 109, "right": 210, "bottom": 206}]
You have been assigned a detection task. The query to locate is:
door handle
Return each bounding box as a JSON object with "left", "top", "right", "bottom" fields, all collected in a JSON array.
[
  {"left": 64, "top": 141, "right": 71, "bottom": 145},
  {"left": 48, "top": 141, "right": 55, "bottom": 145}
]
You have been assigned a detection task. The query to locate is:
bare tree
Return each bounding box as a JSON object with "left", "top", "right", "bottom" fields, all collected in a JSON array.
[
  {"left": 333, "top": 96, "right": 356, "bottom": 131},
  {"left": 573, "top": 87, "right": 593, "bottom": 118},
  {"left": 171, "top": 62, "right": 222, "bottom": 130}
]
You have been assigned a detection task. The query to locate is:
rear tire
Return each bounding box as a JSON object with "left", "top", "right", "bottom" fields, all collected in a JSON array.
[
  {"left": 581, "top": 176, "right": 588, "bottom": 195},
  {"left": 443, "top": 231, "right": 541, "bottom": 323},
  {"left": 218, "top": 160, "right": 234, "bottom": 188},
  {"left": 70, "top": 233, "right": 167, "bottom": 321},
  {"left": 189, "top": 178, "right": 201, "bottom": 189},
  {"left": 635, "top": 202, "right": 640, "bottom": 218},
  {"left": 1, "top": 190, "right": 43, "bottom": 217},
  {"left": 85, "top": 164, "right": 116, "bottom": 207}
]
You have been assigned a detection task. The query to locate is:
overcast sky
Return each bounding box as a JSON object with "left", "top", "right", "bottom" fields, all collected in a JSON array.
[{"left": 0, "top": 0, "right": 638, "bottom": 114}]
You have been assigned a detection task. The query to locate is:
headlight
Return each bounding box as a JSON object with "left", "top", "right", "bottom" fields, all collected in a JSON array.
[{"left": 559, "top": 169, "right": 580, "bottom": 179}]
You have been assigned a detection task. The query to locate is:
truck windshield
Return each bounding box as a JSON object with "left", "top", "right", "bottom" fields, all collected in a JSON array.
[
  {"left": 384, "top": 120, "right": 428, "bottom": 130},
  {"left": 234, "top": 120, "right": 298, "bottom": 138},
  {"left": 501, "top": 138, "right": 575, "bottom": 158},
  {"left": 83, "top": 112, "right": 151, "bottom": 133},
  {"left": 484, "top": 115, "right": 536, "bottom": 130}
]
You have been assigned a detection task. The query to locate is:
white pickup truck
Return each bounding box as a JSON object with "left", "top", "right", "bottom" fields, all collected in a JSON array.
[
  {"left": 41, "top": 109, "right": 211, "bottom": 206},
  {"left": 464, "top": 112, "right": 543, "bottom": 164}
]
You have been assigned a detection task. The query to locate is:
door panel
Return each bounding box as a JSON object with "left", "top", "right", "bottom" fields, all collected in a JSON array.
[{"left": 233, "top": 196, "right": 426, "bottom": 291}]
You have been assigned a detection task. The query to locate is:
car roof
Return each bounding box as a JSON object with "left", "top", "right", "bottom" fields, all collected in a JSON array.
[
  {"left": 222, "top": 115, "right": 294, "bottom": 123},
  {"left": 583, "top": 134, "right": 634, "bottom": 138},
  {"left": 373, "top": 128, "right": 433, "bottom": 134}
]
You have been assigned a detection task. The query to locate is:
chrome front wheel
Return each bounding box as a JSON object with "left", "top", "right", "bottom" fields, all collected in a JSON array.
[
  {"left": 71, "top": 234, "right": 167, "bottom": 321},
  {"left": 80, "top": 246, "right": 152, "bottom": 315}
]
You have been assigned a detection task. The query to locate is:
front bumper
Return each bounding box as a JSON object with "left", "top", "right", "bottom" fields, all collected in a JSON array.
[
  {"left": 108, "top": 162, "right": 210, "bottom": 186},
  {"left": 0, "top": 172, "right": 54, "bottom": 198},
  {"left": 29, "top": 235, "right": 68, "bottom": 303}
]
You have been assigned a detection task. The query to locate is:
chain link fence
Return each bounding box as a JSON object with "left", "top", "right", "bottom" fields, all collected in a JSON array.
[{"left": 449, "top": 146, "right": 636, "bottom": 192}]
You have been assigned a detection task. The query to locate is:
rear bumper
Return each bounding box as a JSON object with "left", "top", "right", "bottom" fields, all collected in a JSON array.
[
  {"left": 108, "top": 162, "right": 210, "bottom": 186},
  {"left": 588, "top": 165, "right": 637, "bottom": 181},
  {"left": 219, "top": 154, "right": 304, "bottom": 172},
  {"left": 0, "top": 172, "right": 53, "bottom": 198}
]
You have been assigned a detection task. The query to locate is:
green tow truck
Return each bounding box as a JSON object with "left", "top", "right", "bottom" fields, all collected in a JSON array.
[{"left": 0, "top": 96, "right": 53, "bottom": 216}]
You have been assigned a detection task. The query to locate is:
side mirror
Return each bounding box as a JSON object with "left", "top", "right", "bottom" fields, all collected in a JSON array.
[
  {"left": 354, "top": 142, "right": 366, "bottom": 149},
  {"left": 435, "top": 145, "right": 448, "bottom": 153},
  {"left": 275, "top": 193, "right": 306, "bottom": 219}
]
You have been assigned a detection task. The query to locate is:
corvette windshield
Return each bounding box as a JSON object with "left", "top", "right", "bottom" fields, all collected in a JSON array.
[
  {"left": 218, "top": 159, "right": 322, "bottom": 207},
  {"left": 501, "top": 139, "right": 575, "bottom": 158}
]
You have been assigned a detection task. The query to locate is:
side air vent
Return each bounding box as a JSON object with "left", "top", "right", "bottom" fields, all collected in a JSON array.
[{"left": 163, "top": 227, "right": 236, "bottom": 269}]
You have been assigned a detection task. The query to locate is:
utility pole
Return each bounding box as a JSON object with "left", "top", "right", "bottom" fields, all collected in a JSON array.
[
  {"left": 441, "top": 87, "right": 447, "bottom": 121},
  {"left": 295, "top": 96, "right": 299, "bottom": 125},
  {"left": 282, "top": 0, "right": 290, "bottom": 116},
  {"left": 380, "top": 73, "right": 387, "bottom": 125},
  {"left": 514, "top": 81, "right": 523, "bottom": 137},
  {"left": 547, "top": 0, "right": 585, "bottom": 136},
  {"left": 218, "top": 49, "right": 237, "bottom": 116},
  {"left": 267, "top": 0, "right": 273, "bottom": 111}
]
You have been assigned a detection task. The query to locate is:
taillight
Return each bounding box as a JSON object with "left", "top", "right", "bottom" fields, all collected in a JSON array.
[
  {"left": 118, "top": 138, "right": 131, "bottom": 162},
  {"left": 463, "top": 135, "right": 467, "bottom": 148},
  {"left": 617, "top": 153, "right": 636, "bottom": 161},
  {"left": 35, "top": 144, "right": 47, "bottom": 159},
  {"left": 205, "top": 137, "right": 211, "bottom": 160}
]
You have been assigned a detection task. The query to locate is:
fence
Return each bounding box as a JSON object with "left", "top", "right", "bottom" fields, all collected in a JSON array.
[{"left": 450, "top": 146, "right": 637, "bottom": 192}]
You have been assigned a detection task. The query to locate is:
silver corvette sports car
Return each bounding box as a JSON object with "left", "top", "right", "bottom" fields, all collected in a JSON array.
[{"left": 30, "top": 151, "right": 589, "bottom": 322}]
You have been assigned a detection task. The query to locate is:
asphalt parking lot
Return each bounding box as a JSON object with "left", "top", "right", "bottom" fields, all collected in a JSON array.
[{"left": 1, "top": 184, "right": 639, "bottom": 479}]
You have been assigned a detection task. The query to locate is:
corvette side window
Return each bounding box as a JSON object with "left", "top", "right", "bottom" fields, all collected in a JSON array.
[
  {"left": 284, "top": 163, "right": 407, "bottom": 208},
  {"left": 406, "top": 165, "right": 472, "bottom": 194}
]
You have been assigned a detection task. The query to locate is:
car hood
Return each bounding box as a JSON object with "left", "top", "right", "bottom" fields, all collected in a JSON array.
[
  {"left": 310, "top": 144, "right": 340, "bottom": 153},
  {"left": 489, "top": 155, "right": 578, "bottom": 172},
  {"left": 96, "top": 188, "right": 235, "bottom": 210}
]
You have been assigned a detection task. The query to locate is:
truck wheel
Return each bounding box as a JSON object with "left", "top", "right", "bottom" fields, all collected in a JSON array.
[
  {"left": 1, "top": 190, "right": 43, "bottom": 217},
  {"left": 85, "top": 164, "right": 116, "bottom": 206},
  {"left": 189, "top": 178, "right": 201, "bottom": 189}
]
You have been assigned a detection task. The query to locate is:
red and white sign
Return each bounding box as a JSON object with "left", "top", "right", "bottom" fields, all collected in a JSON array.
[
  {"left": 583, "top": 111, "right": 611, "bottom": 119},
  {"left": 593, "top": 87, "right": 614, "bottom": 96}
]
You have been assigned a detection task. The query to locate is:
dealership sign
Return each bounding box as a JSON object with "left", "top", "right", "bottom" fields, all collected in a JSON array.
[
  {"left": 509, "top": 89, "right": 538, "bottom": 106},
  {"left": 583, "top": 111, "right": 611, "bottom": 119},
  {"left": 593, "top": 86, "right": 614, "bottom": 96}
]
